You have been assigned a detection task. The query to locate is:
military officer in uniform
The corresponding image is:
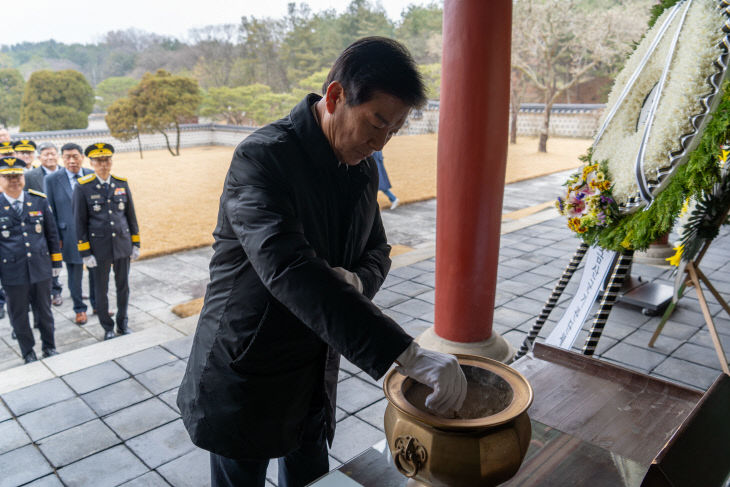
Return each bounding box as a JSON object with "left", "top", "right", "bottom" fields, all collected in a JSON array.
[
  {"left": 73, "top": 143, "right": 140, "bottom": 340},
  {"left": 0, "top": 157, "right": 62, "bottom": 363},
  {"left": 0, "top": 142, "right": 14, "bottom": 320},
  {"left": 13, "top": 140, "right": 39, "bottom": 169}
]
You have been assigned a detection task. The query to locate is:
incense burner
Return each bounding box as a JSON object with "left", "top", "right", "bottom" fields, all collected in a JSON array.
[{"left": 383, "top": 354, "right": 533, "bottom": 486}]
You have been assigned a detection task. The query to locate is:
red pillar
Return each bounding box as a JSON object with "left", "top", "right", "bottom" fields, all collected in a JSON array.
[{"left": 434, "top": 0, "right": 512, "bottom": 343}]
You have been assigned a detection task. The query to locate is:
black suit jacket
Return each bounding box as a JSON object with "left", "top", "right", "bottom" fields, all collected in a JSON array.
[
  {"left": 44, "top": 167, "right": 94, "bottom": 264},
  {"left": 177, "top": 94, "right": 412, "bottom": 459}
]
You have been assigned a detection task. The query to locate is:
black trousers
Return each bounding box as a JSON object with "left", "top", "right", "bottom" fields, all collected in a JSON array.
[
  {"left": 5, "top": 278, "right": 55, "bottom": 356},
  {"left": 210, "top": 409, "right": 329, "bottom": 487},
  {"left": 93, "top": 257, "right": 130, "bottom": 332},
  {"left": 67, "top": 262, "right": 96, "bottom": 313}
]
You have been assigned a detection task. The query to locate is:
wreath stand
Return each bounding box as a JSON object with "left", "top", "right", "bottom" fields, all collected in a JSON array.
[
  {"left": 648, "top": 208, "right": 730, "bottom": 375},
  {"left": 516, "top": 242, "right": 634, "bottom": 359}
]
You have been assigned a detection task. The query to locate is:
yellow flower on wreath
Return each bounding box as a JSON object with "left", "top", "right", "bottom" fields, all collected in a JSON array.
[{"left": 666, "top": 244, "right": 684, "bottom": 267}]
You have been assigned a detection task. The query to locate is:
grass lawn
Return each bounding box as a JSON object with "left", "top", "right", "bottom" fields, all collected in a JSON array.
[{"left": 107, "top": 135, "right": 588, "bottom": 259}]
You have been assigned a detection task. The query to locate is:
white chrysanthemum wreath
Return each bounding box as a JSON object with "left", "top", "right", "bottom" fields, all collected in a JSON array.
[{"left": 558, "top": 0, "right": 730, "bottom": 251}]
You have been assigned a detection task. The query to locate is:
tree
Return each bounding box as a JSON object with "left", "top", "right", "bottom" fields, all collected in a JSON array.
[
  {"left": 189, "top": 24, "right": 241, "bottom": 88},
  {"left": 95, "top": 76, "right": 138, "bottom": 112},
  {"left": 419, "top": 63, "right": 441, "bottom": 100},
  {"left": 512, "top": 0, "right": 647, "bottom": 152},
  {"left": 106, "top": 97, "right": 144, "bottom": 158},
  {"left": 199, "top": 84, "right": 271, "bottom": 125},
  {"left": 237, "top": 16, "right": 290, "bottom": 91},
  {"left": 0, "top": 68, "right": 24, "bottom": 128},
  {"left": 397, "top": 3, "right": 443, "bottom": 64},
  {"left": 128, "top": 69, "right": 202, "bottom": 156},
  {"left": 20, "top": 69, "right": 94, "bottom": 131}
]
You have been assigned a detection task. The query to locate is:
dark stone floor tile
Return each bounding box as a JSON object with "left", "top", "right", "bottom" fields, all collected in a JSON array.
[
  {"left": 116, "top": 346, "right": 178, "bottom": 375},
  {"left": 1, "top": 378, "right": 76, "bottom": 416},
  {"left": 119, "top": 471, "right": 171, "bottom": 487},
  {"left": 600, "top": 342, "right": 666, "bottom": 373},
  {"left": 0, "top": 444, "right": 53, "bottom": 487},
  {"left": 135, "top": 360, "right": 187, "bottom": 395},
  {"left": 37, "top": 419, "right": 119, "bottom": 468},
  {"left": 158, "top": 448, "right": 211, "bottom": 487},
  {"left": 103, "top": 397, "right": 177, "bottom": 440},
  {"left": 57, "top": 445, "right": 147, "bottom": 487},
  {"left": 652, "top": 358, "right": 720, "bottom": 391},
  {"left": 160, "top": 335, "right": 195, "bottom": 359},
  {"left": 82, "top": 378, "right": 153, "bottom": 416},
  {"left": 126, "top": 419, "right": 195, "bottom": 468},
  {"left": 63, "top": 361, "right": 130, "bottom": 394},
  {"left": 18, "top": 397, "right": 96, "bottom": 441}
]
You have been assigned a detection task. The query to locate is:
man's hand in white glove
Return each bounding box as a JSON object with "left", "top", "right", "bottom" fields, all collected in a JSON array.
[
  {"left": 52, "top": 267, "right": 62, "bottom": 277},
  {"left": 83, "top": 255, "right": 97, "bottom": 268},
  {"left": 333, "top": 267, "right": 363, "bottom": 293},
  {"left": 395, "top": 342, "right": 467, "bottom": 416},
  {"left": 132, "top": 247, "right": 140, "bottom": 261}
]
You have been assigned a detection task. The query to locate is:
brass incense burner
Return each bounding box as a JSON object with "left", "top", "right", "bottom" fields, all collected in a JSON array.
[{"left": 383, "top": 354, "right": 533, "bottom": 486}]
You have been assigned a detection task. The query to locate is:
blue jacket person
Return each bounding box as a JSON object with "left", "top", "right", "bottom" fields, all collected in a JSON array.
[
  {"left": 72, "top": 143, "right": 140, "bottom": 340},
  {"left": 0, "top": 157, "right": 62, "bottom": 363}
]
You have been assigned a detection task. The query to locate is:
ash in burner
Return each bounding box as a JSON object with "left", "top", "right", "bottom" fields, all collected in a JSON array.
[{"left": 404, "top": 365, "right": 514, "bottom": 419}]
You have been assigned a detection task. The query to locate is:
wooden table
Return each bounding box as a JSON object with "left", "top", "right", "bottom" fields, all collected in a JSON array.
[{"left": 310, "top": 343, "right": 714, "bottom": 486}]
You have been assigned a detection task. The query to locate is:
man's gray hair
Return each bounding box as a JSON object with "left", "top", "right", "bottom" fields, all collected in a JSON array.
[{"left": 37, "top": 141, "right": 57, "bottom": 153}]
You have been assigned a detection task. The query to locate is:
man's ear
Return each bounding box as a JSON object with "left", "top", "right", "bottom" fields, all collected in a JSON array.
[{"left": 324, "top": 81, "right": 345, "bottom": 114}]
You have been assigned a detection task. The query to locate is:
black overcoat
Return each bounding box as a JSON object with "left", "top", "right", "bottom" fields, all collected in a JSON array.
[{"left": 177, "top": 94, "right": 413, "bottom": 459}]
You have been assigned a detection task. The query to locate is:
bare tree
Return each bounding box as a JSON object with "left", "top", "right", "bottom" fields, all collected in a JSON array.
[
  {"left": 509, "top": 69, "right": 528, "bottom": 144},
  {"left": 512, "top": 0, "right": 647, "bottom": 152}
]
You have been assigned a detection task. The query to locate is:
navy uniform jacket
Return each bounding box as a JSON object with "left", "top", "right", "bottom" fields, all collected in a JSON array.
[
  {"left": 72, "top": 174, "right": 140, "bottom": 262},
  {"left": 0, "top": 190, "right": 62, "bottom": 287}
]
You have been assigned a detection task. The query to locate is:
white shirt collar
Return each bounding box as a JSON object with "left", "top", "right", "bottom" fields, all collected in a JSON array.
[
  {"left": 98, "top": 175, "right": 111, "bottom": 185},
  {"left": 5, "top": 192, "right": 24, "bottom": 205}
]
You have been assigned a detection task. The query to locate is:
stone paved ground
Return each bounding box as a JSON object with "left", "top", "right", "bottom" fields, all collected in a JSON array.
[{"left": 2, "top": 168, "right": 729, "bottom": 486}]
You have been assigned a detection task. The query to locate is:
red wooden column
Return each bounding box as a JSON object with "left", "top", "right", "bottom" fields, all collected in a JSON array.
[{"left": 419, "top": 0, "right": 514, "bottom": 361}]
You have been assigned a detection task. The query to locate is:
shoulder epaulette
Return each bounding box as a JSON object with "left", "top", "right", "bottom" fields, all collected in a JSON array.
[
  {"left": 78, "top": 174, "right": 96, "bottom": 184},
  {"left": 27, "top": 189, "right": 47, "bottom": 198},
  {"left": 111, "top": 174, "right": 127, "bottom": 182}
]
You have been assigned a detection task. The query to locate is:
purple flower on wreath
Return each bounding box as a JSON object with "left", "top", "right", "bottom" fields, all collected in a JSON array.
[
  {"left": 600, "top": 195, "right": 614, "bottom": 205},
  {"left": 556, "top": 196, "right": 565, "bottom": 213}
]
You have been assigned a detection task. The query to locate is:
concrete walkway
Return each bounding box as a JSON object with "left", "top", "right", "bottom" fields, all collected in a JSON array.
[{"left": 2, "top": 168, "right": 729, "bottom": 486}]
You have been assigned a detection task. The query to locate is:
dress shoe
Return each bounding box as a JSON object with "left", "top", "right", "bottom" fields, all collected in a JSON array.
[
  {"left": 103, "top": 330, "right": 116, "bottom": 340},
  {"left": 116, "top": 327, "right": 132, "bottom": 336},
  {"left": 42, "top": 348, "right": 59, "bottom": 358},
  {"left": 75, "top": 312, "right": 88, "bottom": 325},
  {"left": 52, "top": 294, "right": 63, "bottom": 306},
  {"left": 0, "top": 306, "right": 5, "bottom": 319},
  {"left": 24, "top": 350, "right": 38, "bottom": 363}
]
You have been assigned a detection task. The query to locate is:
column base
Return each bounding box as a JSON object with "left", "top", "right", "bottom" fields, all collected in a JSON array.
[{"left": 416, "top": 327, "right": 516, "bottom": 364}]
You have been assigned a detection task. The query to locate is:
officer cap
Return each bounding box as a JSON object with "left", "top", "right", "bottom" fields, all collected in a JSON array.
[
  {"left": 0, "top": 142, "right": 14, "bottom": 155},
  {"left": 12, "top": 140, "right": 36, "bottom": 152},
  {"left": 0, "top": 157, "right": 27, "bottom": 175},
  {"left": 85, "top": 142, "right": 114, "bottom": 158}
]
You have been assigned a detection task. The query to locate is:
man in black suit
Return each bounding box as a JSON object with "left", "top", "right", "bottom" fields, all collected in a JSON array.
[
  {"left": 45, "top": 143, "right": 95, "bottom": 325},
  {"left": 73, "top": 143, "right": 140, "bottom": 340},
  {"left": 25, "top": 142, "right": 63, "bottom": 305}
]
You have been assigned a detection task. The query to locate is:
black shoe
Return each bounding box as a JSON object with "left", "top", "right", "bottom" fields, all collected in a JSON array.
[
  {"left": 42, "top": 348, "right": 59, "bottom": 358},
  {"left": 24, "top": 351, "right": 38, "bottom": 364},
  {"left": 0, "top": 307, "right": 5, "bottom": 319},
  {"left": 103, "top": 330, "right": 116, "bottom": 340},
  {"left": 11, "top": 330, "right": 16, "bottom": 340},
  {"left": 116, "top": 327, "right": 132, "bottom": 336}
]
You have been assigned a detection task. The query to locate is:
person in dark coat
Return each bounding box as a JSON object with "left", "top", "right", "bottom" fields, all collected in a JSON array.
[
  {"left": 25, "top": 142, "right": 63, "bottom": 306},
  {"left": 177, "top": 37, "right": 467, "bottom": 487},
  {"left": 372, "top": 150, "right": 400, "bottom": 209},
  {"left": 0, "top": 157, "right": 63, "bottom": 363},
  {"left": 45, "top": 143, "right": 96, "bottom": 325},
  {"left": 73, "top": 143, "right": 140, "bottom": 340}
]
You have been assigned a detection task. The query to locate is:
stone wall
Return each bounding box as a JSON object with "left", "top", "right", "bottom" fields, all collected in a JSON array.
[
  {"left": 12, "top": 124, "right": 256, "bottom": 153},
  {"left": 10, "top": 103, "right": 603, "bottom": 150}
]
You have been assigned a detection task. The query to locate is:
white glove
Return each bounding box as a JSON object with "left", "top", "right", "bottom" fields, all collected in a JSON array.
[
  {"left": 333, "top": 266, "right": 363, "bottom": 293},
  {"left": 52, "top": 268, "right": 62, "bottom": 277},
  {"left": 83, "top": 255, "right": 97, "bottom": 268},
  {"left": 132, "top": 247, "right": 140, "bottom": 261},
  {"left": 395, "top": 342, "right": 467, "bottom": 416}
]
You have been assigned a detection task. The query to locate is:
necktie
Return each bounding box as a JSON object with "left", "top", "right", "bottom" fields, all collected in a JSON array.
[
  {"left": 72, "top": 173, "right": 80, "bottom": 188},
  {"left": 12, "top": 201, "right": 22, "bottom": 217}
]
